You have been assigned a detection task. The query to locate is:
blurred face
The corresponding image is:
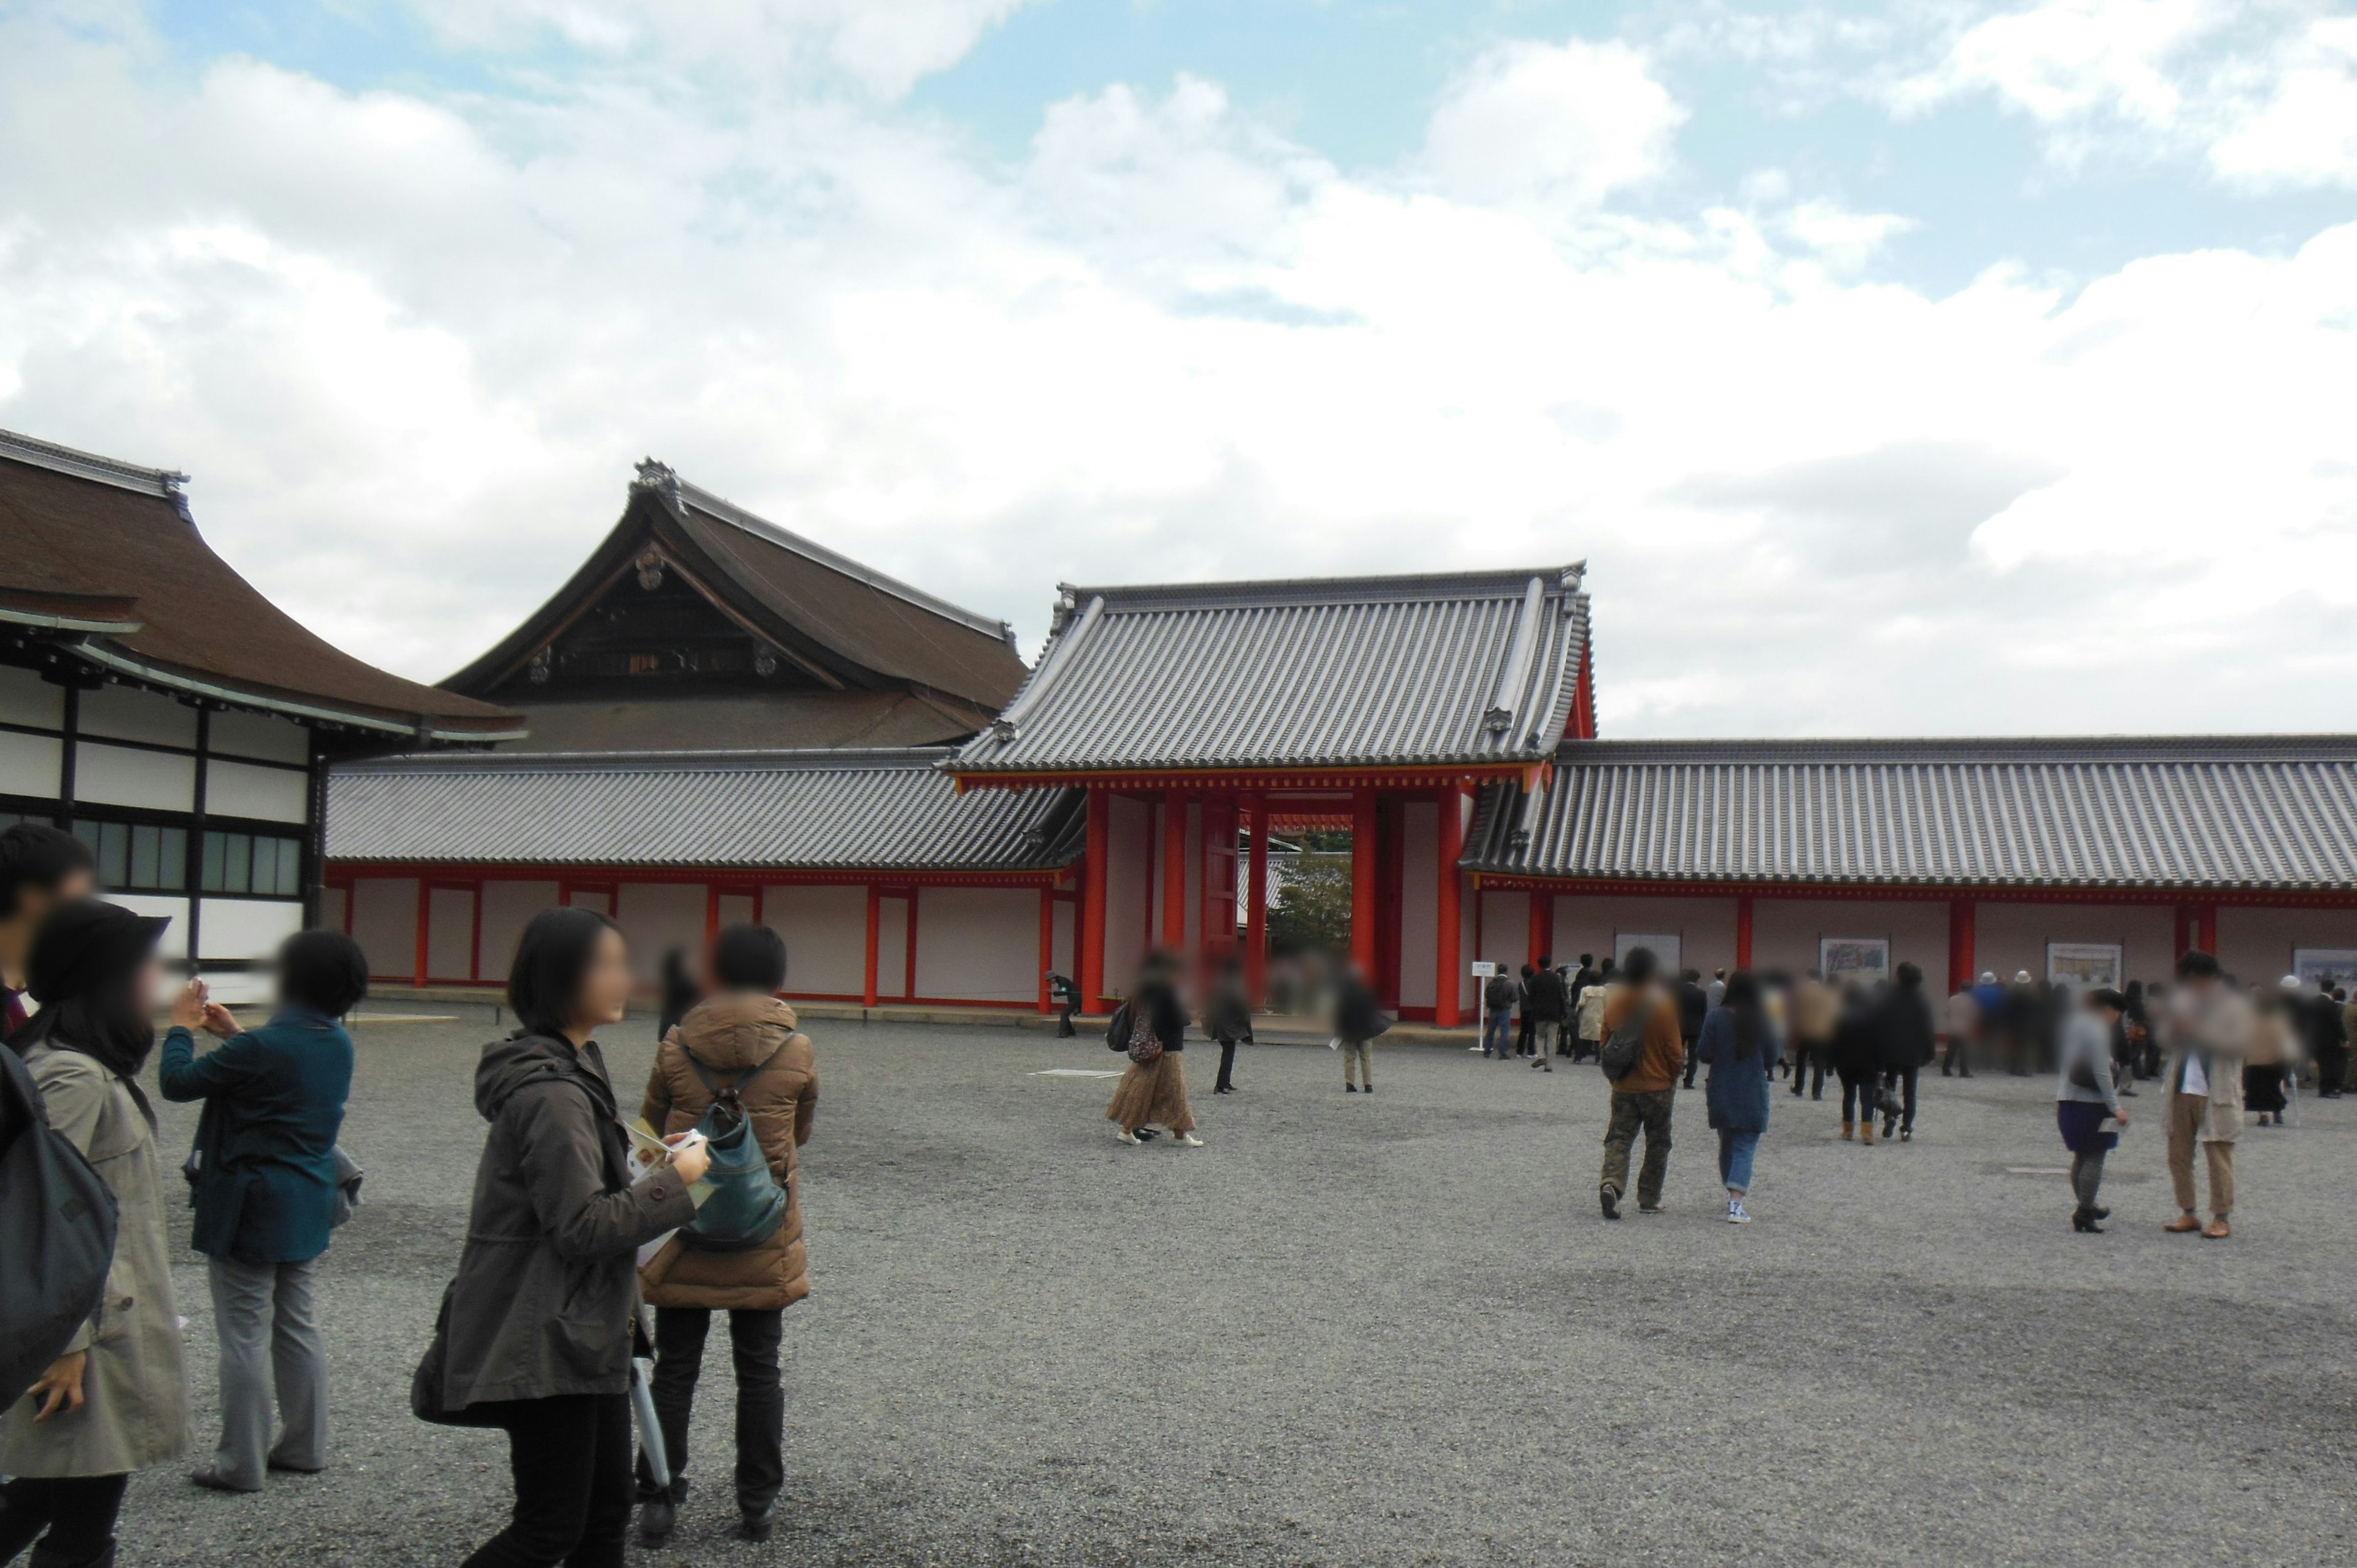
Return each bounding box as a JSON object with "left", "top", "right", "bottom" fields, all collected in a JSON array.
[
  {"left": 133, "top": 954, "right": 164, "bottom": 1018},
  {"left": 571, "top": 926, "right": 633, "bottom": 1035}
]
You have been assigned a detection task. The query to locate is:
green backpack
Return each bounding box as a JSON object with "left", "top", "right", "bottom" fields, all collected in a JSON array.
[{"left": 676, "top": 1049, "right": 790, "bottom": 1251}]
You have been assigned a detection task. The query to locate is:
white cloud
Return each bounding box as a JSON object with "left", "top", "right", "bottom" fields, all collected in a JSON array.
[
  {"left": 1420, "top": 39, "right": 1686, "bottom": 209},
  {"left": 2, "top": 12, "right": 2356, "bottom": 736}
]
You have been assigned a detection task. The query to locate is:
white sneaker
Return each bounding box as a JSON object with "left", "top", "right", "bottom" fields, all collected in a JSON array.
[
  {"left": 1117, "top": 1129, "right": 1141, "bottom": 1145},
  {"left": 1174, "top": 1132, "right": 1203, "bottom": 1147},
  {"left": 1727, "top": 1200, "right": 1753, "bottom": 1224}
]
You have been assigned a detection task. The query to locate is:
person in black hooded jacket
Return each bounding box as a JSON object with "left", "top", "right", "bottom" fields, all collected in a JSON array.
[
  {"left": 1871, "top": 963, "right": 1938, "bottom": 1141},
  {"left": 439, "top": 908, "right": 708, "bottom": 1568}
]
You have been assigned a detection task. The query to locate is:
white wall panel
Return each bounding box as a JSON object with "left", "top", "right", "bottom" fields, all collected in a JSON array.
[
  {"left": 1397, "top": 801, "right": 1438, "bottom": 1009},
  {"left": 0, "top": 732, "right": 63, "bottom": 800},
  {"left": 915, "top": 886, "right": 1035, "bottom": 1002},
  {"left": 1751, "top": 898, "right": 1947, "bottom": 986},
  {"left": 762, "top": 883, "right": 865, "bottom": 996},
  {"left": 876, "top": 896, "right": 909, "bottom": 998},
  {"left": 199, "top": 897, "right": 304, "bottom": 962},
  {"left": 479, "top": 881, "right": 560, "bottom": 984},
  {"left": 1053, "top": 897, "right": 1075, "bottom": 980},
  {"left": 79, "top": 684, "right": 196, "bottom": 747},
  {"left": 209, "top": 709, "right": 310, "bottom": 764},
  {"left": 717, "top": 894, "right": 756, "bottom": 930},
  {"left": 74, "top": 742, "right": 195, "bottom": 813},
  {"left": 108, "top": 895, "right": 190, "bottom": 960},
  {"left": 617, "top": 882, "right": 708, "bottom": 986},
  {"left": 316, "top": 885, "right": 348, "bottom": 935},
  {"left": 205, "top": 758, "right": 309, "bottom": 824},
  {"left": 1552, "top": 895, "right": 1742, "bottom": 979},
  {"left": 2220, "top": 906, "right": 2357, "bottom": 986},
  {"left": 427, "top": 887, "right": 477, "bottom": 981},
  {"left": 1102, "top": 794, "right": 1150, "bottom": 992},
  {"left": 1974, "top": 902, "right": 2175, "bottom": 991},
  {"left": 1477, "top": 889, "right": 1530, "bottom": 976},
  {"left": 0, "top": 666, "right": 63, "bottom": 729},
  {"left": 352, "top": 878, "right": 419, "bottom": 979}
]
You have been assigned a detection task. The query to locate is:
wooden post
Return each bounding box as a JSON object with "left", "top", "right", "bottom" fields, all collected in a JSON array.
[
  {"left": 703, "top": 883, "right": 721, "bottom": 949},
  {"left": 1528, "top": 884, "right": 1553, "bottom": 968},
  {"left": 2196, "top": 903, "right": 2218, "bottom": 957},
  {"left": 1082, "top": 787, "right": 1109, "bottom": 1011},
  {"left": 1434, "top": 782, "right": 1464, "bottom": 1029},
  {"left": 412, "top": 881, "right": 431, "bottom": 989},
  {"left": 1037, "top": 886, "right": 1055, "bottom": 1014},
  {"left": 1946, "top": 897, "right": 1975, "bottom": 995},
  {"left": 1161, "top": 789, "right": 1187, "bottom": 949},
  {"left": 1351, "top": 789, "right": 1379, "bottom": 978},
  {"left": 1736, "top": 894, "right": 1755, "bottom": 971},
  {"left": 1245, "top": 792, "right": 1269, "bottom": 1005},
  {"left": 862, "top": 884, "right": 881, "bottom": 1007}
]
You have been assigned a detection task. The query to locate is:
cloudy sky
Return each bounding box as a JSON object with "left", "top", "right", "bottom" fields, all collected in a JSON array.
[{"left": 3, "top": 0, "right": 2354, "bottom": 736}]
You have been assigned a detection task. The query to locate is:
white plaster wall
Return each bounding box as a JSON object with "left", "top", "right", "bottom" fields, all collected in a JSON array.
[
  {"left": 716, "top": 893, "right": 756, "bottom": 930},
  {"left": 876, "top": 896, "right": 910, "bottom": 997},
  {"left": 1750, "top": 898, "right": 1948, "bottom": 983},
  {"left": 915, "top": 886, "right": 1036, "bottom": 1002},
  {"left": 0, "top": 666, "right": 63, "bottom": 729},
  {"left": 109, "top": 894, "right": 190, "bottom": 959},
  {"left": 1972, "top": 902, "right": 2173, "bottom": 989},
  {"left": 617, "top": 882, "right": 707, "bottom": 985},
  {"left": 2217, "top": 906, "right": 2357, "bottom": 986},
  {"left": 350, "top": 878, "right": 418, "bottom": 978},
  {"left": 427, "top": 887, "right": 476, "bottom": 980},
  {"left": 762, "top": 883, "right": 865, "bottom": 995},
  {"left": 1476, "top": 889, "right": 1530, "bottom": 975},
  {"left": 1053, "top": 897, "right": 1076, "bottom": 979},
  {"left": 74, "top": 742, "right": 195, "bottom": 813},
  {"left": 1102, "top": 794, "right": 1150, "bottom": 989},
  {"left": 1398, "top": 800, "right": 1438, "bottom": 1009},
  {"left": 0, "top": 732, "right": 63, "bottom": 800},
  {"left": 567, "top": 888, "right": 612, "bottom": 915},
  {"left": 205, "top": 759, "right": 308, "bottom": 824},
  {"left": 200, "top": 897, "right": 304, "bottom": 963},
  {"left": 317, "top": 885, "right": 348, "bottom": 934},
  {"left": 1551, "top": 895, "right": 1741, "bottom": 978},
  {"left": 79, "top": 684, "right": 196, "bottom": 747},
  {"left": 209, "top": 709, "right": 309, "bottom": 764},
  {"left": 479, "top": 881, "right": 559, "bottom": 983}
]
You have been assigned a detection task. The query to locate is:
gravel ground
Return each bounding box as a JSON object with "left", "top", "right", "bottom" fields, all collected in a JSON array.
[{"left": 107, "top": 1011, "right": 2357, "bottom": 1567}]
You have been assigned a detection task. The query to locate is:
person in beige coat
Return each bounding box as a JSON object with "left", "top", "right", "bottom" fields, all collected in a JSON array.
[
  {"left": 634, "top": 925, "right": 816, "bottom": 1546},
  {"left": 1, "top": 901, "right": 190, "bottom": 1567},
  {"left": 2161, "top": 951, "right": 2250, "bottom": 1240}
]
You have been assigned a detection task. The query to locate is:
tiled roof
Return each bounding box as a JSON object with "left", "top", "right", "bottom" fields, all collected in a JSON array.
[
  {"left": 327, "top": 747, "right": 1082, "bottom": 871},
  {"left": 1466, "top": 737, "right": 2357, "bottom": 891},
  {"left": 951, "top": 566, "right": 1590, "bottom": 778}
]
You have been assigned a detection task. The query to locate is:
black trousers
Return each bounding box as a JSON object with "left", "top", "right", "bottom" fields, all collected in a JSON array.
[
  {"left": 1215, "top": 1041, "right": 1239, "bottom": 1091},
  {"left": 1836, "top": 1065, "right": 1876, "bottom": 1124},
  {"left": 1681, "top": 1037, "right": 1701, "bottom": 1087},
  {"left": 639, "top": 1307, "right": 784, "bottom": 1514},
  {"left": 463, "top": 1392, "right": 634, "bottom": 1568},
  {"left": 2317, "top": 1042, "right": 2348, "bottom": 1096},
  {"left": 1789, "top": 1046, "right": 1826, "bottom": 1097},
  {"left": 1880, "top": 1065, "right": 1919, "bottom": 1132},
  {"left": 0, "top": 1473, "right": 129, "bottom": 1567},
  {"left": 1515, "top": 1015, "right": 1535, "bottom": 1055}
]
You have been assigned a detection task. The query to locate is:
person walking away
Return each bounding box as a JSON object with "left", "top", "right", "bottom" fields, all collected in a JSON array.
[
  {"left": 1524, "top": 957, "right": 1562, "bottom": 1072},
  {"left": 157, "top": 932, "right": 366, "bottom": 1494},
  {"left": 1830, "top": 985, "right": 1882, "bottom": 1144},
  {"left": 1480, "top": 965, "right": 1517, "bottom": 1061},
  {"left": 2301, "top": 979, "right": 2347, "bottom": 1098},
  {"left": 0, "top": 825, "right": 95, "bottom": 1037},
  {"left": 2056, "top": 987, "right": 2129, "bottom": 1231},
  {"left": 2245, "top": 981, "right": 2298, "bottom": 1127},
  {"left": 1596, "top": 946, "right": 1684, "bottom": 1219},
  {"left": 1205, "top": 954, "right": 1254, "bottom": 1092},
  {"left": 2161, "top": 950, "right": 2248, "bottom": 1240},
  {"left": 1107, "top": 952, "right": 1201, "bottom": 1137},
  {"left": 1942, "top": 981, "right": 1979, "bottom": 1078},
  {"left": 0, "top": 901, "right": 189, "bottom": 1567},
  {"left": 1566, "top": 954, "right": 1601, "bottom": 1054},
  {"left": 1873, "top": 963, "right": 1937, "bottom": 1141},
  {"left": 1705, "top": 968, "right": 1727, "bottom": 1011},
  {"left": 1513, "top": 964, "right": 1538, "bottom": 1058},
  {"left": 1789, "top": 971, "right": 1838, "bottom": 1100},
  {"left": 1574, "top": 967, "right": 1612, "bottom": 1067},
  {"left": 1677, "top": 968, "right": 1709, "bottom": 1089},
  {"left": 656, "top": 948, "right": 700, "bottom": 1043},
  {"left": 634, "top": 924, "right": 816, "bottom": 1545},
  {"left": 434, "top": 907, "right": 710, "bottom": 1567},
  {"left": 1329, "top": 960, "right": 1389, "bottom": 1095},
  {"left": 1693, "top": 972, "right": 1774, "bottom": 1224}
]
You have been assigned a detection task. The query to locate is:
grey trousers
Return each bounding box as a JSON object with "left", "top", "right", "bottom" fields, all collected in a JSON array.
[{"left": 205, "top": 1254, "right": 328, "bottom": 1488}]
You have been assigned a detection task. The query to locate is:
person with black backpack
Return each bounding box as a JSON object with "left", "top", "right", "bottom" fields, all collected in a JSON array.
[
  {"left": 1595, "top": 946, "right": 1684, "bottom": 1219},
  {"left": 633, "top": 924, "right": 816, "bottom": 1546}
]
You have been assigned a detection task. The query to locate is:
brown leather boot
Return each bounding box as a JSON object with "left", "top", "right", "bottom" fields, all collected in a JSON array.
[
  {"left": 1841, "top": 1120, "right": 1854, "bottom": 1140},
  {"left": 1861, "top": 1120, "right": 1876, "bottom": 1145}
]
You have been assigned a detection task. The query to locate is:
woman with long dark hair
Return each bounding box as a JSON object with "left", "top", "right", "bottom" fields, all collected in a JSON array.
[
  {"left": 434, "top": 906, "right": 711, "bottom": 1567},
  {"left": 1693, "top": 971, "right": 1775, "bottom": 1224},
  {"left": 0, "top": 900, "right": 190, "bottom": 1566}
]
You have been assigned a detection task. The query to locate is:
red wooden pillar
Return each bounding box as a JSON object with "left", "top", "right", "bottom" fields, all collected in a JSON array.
[
  {"left": 1350, "top": 789, "right": 1379, "bottom": 978},
  {"left": 1082, "top": 788, "right": 1109, "bottom": 1010},
  {"left": 1946, "top": 897, "right": 1975, "bottom": 995},
  {"left": 1037, "top": 886, "right": 1055, "bottom": 1014},
  {"left": 1244, "top": 792, "right": 1269, "bottom": 1005},
  {"left": 1528, "top": 883, "right": 1553, "bottom": 967},
  {"left": 1160, "top": 790, "right": 1187, "bottom": 949},
  {"left": 1435, "top": 782, "right": 1465, "bottom": 1028},
  {"left": 412, "top": 880, "right": 431, "bottom": 988},
  {"left": 862, "top": 884, "right": 881, "bottom": 1007},
  {"left": 2196, "top": 903, "right": 2218, "bottom": 957},
  {"left": 1735, "top": 895, "right": 1755, "bottom": 970},
  {"left": 703, "top": 883, "right": 721, "bottom": 948}
]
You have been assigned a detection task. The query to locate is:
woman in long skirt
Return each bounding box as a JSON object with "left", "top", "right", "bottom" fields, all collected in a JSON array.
[{"left": 1106, "top": 956, "right": 1198, "bottom": 1146}]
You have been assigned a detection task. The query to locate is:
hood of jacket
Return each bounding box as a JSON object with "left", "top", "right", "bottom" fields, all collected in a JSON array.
[
  {"left": 675, "top": 994, "right": 801, "bottom": 1073},
  {"left": 475, "top": 1031, "right": 608, "bottom": 1123}
]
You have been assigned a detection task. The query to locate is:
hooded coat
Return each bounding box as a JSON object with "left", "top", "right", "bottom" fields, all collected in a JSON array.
[
  {"left": 638, "top": 995, "right": 818, "bottom": 1311},
  {"left": 437, "top": 1033, "right": 695, "bottom": 1410}
]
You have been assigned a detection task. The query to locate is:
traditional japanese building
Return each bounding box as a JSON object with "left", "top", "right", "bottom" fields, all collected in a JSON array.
[{"left": 0, "top": 427, "right": 522, "bottom": 1000}]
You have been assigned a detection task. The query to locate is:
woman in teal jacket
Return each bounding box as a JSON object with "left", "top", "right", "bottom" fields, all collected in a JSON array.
[{"left": 157, "top": 930, "right": 366, "bottom": 1493}]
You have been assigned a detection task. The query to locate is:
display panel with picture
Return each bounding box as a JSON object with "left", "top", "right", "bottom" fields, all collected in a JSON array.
[
  {"left": 2046, "top": 942, "right": 2123, "bottom": 988},
  {"left": 1819, "top": 938, "right": 1889, "bottom": 987},
  {"left": 2294, "top": 949, "right": 2357, "bottom": 991},
  {"left": 1615, "top": 933, "right": 1681, "bottom": 973}
]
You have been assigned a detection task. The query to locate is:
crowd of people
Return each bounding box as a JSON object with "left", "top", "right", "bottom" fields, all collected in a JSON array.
[{"left": 2, "top": 800, "right": 2349, "bottom": 1567}]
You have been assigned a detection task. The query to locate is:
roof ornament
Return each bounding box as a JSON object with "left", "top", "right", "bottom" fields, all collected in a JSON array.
[
  {"left": 1049, "top": 584, "right": 1080, "bottom": 635},
  {"left": 633, "top": 549, "right": 665, "bottom": 591},
  {"left": 753, "top": 645, "right": 779, "bottom": 678},
  {"left": 631, "top": 458, "right": 681, "bottom": 506},
  {"left": 1560, "top": 560, "right": 1587, "bottom": 593},
  {"left": 527, "top": 646, "right": 553, "bottom": 686},
  {"left": 1482, "top": 707, "right": 1513, "bottom": 734},
  {"left": 1021, "top": 824, "right": 1048, "bottom": 850},
  {"left": 990, "top": 717, "right": 1020, "bottom": 744}
]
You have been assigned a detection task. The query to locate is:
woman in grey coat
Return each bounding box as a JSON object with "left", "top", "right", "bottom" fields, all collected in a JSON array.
[
  {"left": 441, "top": 908, "right": 708, "bottom": 1568},
  {"left": 2055, "top": 987, "right": 2129, "bottom": 1232},
  {"left": 0, "top": 901, "right": 190, "bottom": 1568}
]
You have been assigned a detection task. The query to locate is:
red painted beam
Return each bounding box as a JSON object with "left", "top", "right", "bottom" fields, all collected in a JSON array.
[{"left": 1735, "top": 895, "right": 1754, "bottom": 970}]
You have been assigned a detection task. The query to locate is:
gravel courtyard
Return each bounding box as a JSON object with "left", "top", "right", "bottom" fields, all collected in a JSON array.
[{"left": 113, "top": 1011, "right": 2357, "bottom": 1567}]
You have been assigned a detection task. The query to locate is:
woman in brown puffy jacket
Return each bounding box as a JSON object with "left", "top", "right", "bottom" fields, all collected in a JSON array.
[{"left": 633, "top": 924, "right": 816, "bottom": 1547}]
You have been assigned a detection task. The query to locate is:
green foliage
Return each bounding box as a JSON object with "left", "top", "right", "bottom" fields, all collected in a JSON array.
[{"left": 1267, "top": 849, "right": 1353, "bottom": 956}]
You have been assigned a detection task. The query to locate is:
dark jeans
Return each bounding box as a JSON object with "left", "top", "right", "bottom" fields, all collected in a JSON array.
[
  {"left": 1515, "top": 1015, "right": 1535, "bottom": 1055},
  {"left": 1789, "top": 1046, "right": 1826, "bottom": 1097},
  {"left": 1880, "top": 1065, "right": 1919, "bottom": 1132},
  {"left": 1481, "top": 1010, "right": 1514, "bottom": 1056},
  {"left": 2318, "top": 1042, "right": 2348, "bottom": 1096},
  {"left": 1836, "top": 1066, "right": 1878, "bottom": 1124},
  {"left": 1215, "top": 1040, "right": 1239, "bottom": 1091},
  {"left": 463, "top": 1392, "right": 634, "bottom": 1568},
  {"left": 1943, "top": 1038, "right": 1973, "bottom": 1076},
  {"left": 0, "top": 1473, "right": 129, "bottom": 1567},
  {"left": 1681, "top": 1035, "right": 1701, "bottom": 1087},
  {"left": 638, "top": 1307, "right": 784, "bottom": 1514}
]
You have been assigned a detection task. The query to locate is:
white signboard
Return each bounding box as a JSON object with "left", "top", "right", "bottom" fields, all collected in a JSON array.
[{"left": 1471, "top": 960, "right": 1498, "bottom": 977}]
